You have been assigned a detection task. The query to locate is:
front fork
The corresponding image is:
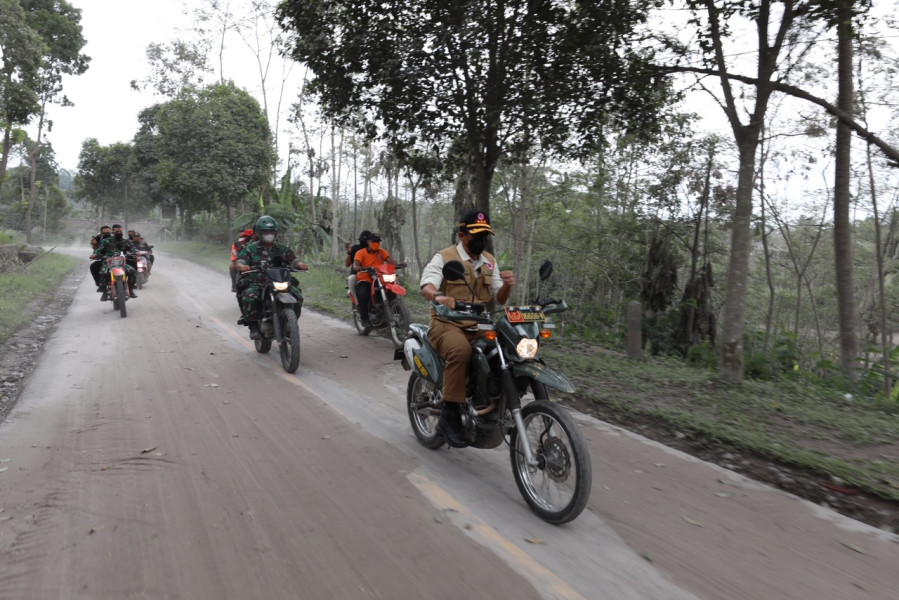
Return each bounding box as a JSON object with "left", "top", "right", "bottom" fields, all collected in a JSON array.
[
  {"left": 269, "top": 293, "right": 283, "bottom": 340},
  {"left": 493, "top": 338, "right": 538, "bottom": 469}
]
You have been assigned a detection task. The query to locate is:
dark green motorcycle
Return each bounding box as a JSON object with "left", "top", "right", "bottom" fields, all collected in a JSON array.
[{"left": 397, "top": 260, "right": 592, "bottom": 524}]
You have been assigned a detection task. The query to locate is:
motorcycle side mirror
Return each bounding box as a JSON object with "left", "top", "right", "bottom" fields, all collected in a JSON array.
[
  {"left": 442, "top": 260, "right": 466, "bottom": 281},
  {"left": 539, "top": 260, "right": 554, "bottom": 281},
  {"left": 442, "top": 260, "right": 477, "bottom": 303}
]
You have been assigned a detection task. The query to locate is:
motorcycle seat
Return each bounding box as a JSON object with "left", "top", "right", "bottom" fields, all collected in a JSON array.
[{"left": 409, "top": 323, "right": 430, "bottom": 344}]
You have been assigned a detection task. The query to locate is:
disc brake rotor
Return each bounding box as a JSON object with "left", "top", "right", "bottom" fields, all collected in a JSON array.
[{"left": 540, "top": 436, "right": 571, "bottom": 482}]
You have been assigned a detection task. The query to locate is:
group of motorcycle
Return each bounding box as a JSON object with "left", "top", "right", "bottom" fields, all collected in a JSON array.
[
  {"left": 241, "top": 248, "right": 592, "bottom": 524},
  {"left": 93, "top": 248, "right": 153, "bottom": 319}
]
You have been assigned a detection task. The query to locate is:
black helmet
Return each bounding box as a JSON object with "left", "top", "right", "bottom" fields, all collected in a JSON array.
[{"left": 358, "top": 230, "right": 373, "bottom": 244}]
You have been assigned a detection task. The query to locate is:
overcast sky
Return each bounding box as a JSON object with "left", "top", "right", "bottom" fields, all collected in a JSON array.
[
  {"left": 36, "top": 0, "right": 186, "bottom": 170},
  {"left": 36, "top": 0, "right": 299, "bottom": 172}
]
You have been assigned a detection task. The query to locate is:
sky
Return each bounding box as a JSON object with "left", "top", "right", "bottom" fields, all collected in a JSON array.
[
  {"left": 37, "top": 0, "right": 297, "bottom": 172},
  {"left": 38, "top": 0, "right": 187, "bottom": 171}
]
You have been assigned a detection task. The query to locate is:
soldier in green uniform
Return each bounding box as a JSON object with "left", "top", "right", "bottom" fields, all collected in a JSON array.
[
  {"left": 91, "top": 223, "right": 138, "bottom": 301},
  {"left": 235, "top": 216, "right": 309, "bottom": 339}
]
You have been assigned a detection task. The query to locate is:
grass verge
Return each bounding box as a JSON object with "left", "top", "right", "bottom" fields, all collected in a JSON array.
[
  {"left": 0, "top": 251, "right": 82, "bottom": 345},
  {"left": 546, "top": 345, "right": 899, "bottom": 503}
]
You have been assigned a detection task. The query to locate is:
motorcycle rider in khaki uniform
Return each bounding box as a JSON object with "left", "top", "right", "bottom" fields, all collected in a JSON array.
[{"left": 419, "top": 210, "right": 516, "bottom": 447}]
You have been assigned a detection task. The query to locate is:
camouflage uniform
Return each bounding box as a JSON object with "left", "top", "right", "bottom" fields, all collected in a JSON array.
[
  {"left": 95, "top": 236, "right": 137, "bottom": 284},
  {"left": 236, "top": 241, "right": 304, "bottom": 322}
]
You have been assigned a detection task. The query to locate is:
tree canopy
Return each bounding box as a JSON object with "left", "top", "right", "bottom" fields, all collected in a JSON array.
[
  {"left": 155, "top": 81, "right": 275, "bottom": 233},
  {"left": 276, "top": 0, "right": 672, "bottom": 212}
]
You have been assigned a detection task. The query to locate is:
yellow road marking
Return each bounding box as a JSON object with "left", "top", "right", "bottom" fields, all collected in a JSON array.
[{"left": 408, "top": 471, "right": 586, "bottom": 600}]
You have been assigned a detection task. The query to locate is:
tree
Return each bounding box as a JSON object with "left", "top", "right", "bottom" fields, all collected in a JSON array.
[
  {"left": 155, "top": 81, "right": 275, "bottom": 238},
  {"left": 135, "top": 40, "right": 212, "bottom": 98},
  {"left": 276, "top": 0, "right": 669, "bottom": 215},
  {"left": 831, "top": 0, "right": 860, "bottom": 377},
  {"left": 0, "top": 0, "right": 43, "bottom": 185},
  {"left": 131, "top": 105, "right": 167, "bottom": 213},
  {"left": 21, "top": 0, "right": 89, "bottom": 243},
  {"left": 74, "top": 139, "right": 139, "bottom": 224},
  {"left": 657, "top": 1, "right": 826, "bottom": 382}
]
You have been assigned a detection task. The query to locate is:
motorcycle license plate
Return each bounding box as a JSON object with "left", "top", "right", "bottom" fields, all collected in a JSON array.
[{"left": 505, "top": 306, "right": 545, "bottom": 323}]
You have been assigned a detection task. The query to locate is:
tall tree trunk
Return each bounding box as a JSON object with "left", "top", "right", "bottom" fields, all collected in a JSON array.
[
  {"left": 833, "top": 0, "right": 858, "bottom": 377},
  {"left": 25, "top": 99, "right": 48, "bottom": 245},
  {"left": 720, "top": 139, "right": 759, "bottom": 383},
  {"left": 407, "top": 174, "right": 422, "bottom": 271},
  {"left": 0, "top": 123, "right": 12, "bottom": 187}
]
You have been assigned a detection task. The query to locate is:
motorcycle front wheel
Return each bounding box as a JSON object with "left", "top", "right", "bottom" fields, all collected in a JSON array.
[
  {"left": 278, "top": 308, "right": 301, "bottom": 373},
  {"left": 115, "top": 280, "right": 127, "bottom": 318},
  {"left": 407, "top": 373, "right": 445, "bottom": 449},
  {"left": 387, "top": 298, "right": 411, "bottom": 348},
  {"left": 509, "top": 400, "right": 592, "bottom": 524},
  {"left": 352, "top": 304, "right": 366, "bottom": 334}
]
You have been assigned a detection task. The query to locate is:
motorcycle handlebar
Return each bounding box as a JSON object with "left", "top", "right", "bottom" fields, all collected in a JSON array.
[
  {"left": 453, "top": 300, "right": 486, "bottom": 313},
  {"left": 244, "top": 265, "right": 306, "bottom": 274},
  {"left": 363, "top": 263, "right": 406, "bottom": 274}
]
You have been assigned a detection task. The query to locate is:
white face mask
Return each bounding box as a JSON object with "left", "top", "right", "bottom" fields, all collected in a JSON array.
[{"left": 262, "top": 233, "right": 276, "bottom": 243}]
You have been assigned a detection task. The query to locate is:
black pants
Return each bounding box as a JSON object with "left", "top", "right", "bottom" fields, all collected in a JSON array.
[
  {"left": 356, "top": 280, "right": 372, "bottom": 321},
  {"left": 90, "top": 260, "right": 103, "bottom": 286}
]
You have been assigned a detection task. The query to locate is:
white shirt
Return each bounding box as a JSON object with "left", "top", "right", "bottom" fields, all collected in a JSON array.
[{"left": 420, "top": 242, "right": 503, "bottom": 298}]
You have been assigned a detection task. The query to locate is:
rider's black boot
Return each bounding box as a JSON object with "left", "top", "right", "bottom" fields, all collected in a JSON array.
[
  {"left": 248, "top": 322, "right": 261, "bottom": 340},
  {"left": 437, "top": 401, "right": 468, "bottom": 448}
]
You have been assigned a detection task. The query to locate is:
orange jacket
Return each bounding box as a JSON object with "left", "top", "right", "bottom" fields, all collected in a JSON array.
[{"left": 353, "top": 247, "right": 391, "bottom": 282}]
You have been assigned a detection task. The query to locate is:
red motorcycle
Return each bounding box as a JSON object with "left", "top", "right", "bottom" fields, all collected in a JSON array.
[
  {"left": 104, "top": 253, "right": 131, "bottom": 318},
  {"left": 350, "top": 263, "right": 410, "bottom": 348}
]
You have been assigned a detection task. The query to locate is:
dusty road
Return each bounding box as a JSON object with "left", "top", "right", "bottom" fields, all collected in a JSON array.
[{"left": 0, "top": 251, "right": 897, "bottom": 600}]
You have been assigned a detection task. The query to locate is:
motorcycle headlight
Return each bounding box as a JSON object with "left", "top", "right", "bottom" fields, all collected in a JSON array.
[
  {"left": 516, "top": 338, "right": 539, "bottom": 359},
  {"left": 273, "top": 281, "right": 289, "bottom": 291},
  {"left": 382, "top": 273, "right": 397, "bottom": 283}
]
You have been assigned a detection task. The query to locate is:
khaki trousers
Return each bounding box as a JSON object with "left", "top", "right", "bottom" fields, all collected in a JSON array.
[{"left": 428, "top": 319, "right": 482, "bottom": 404}]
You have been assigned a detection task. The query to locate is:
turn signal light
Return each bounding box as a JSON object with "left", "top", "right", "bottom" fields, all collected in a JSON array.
[
  {"left": 484, "top": 330, "right": 498, "bottom": 341},
  {"left": 539, "top": 329, "right": 552, "bottom": 339}
]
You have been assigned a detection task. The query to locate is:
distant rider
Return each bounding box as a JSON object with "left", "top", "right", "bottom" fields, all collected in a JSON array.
[
  {"left": 92, "top": 223, "right": 139, "bottom": 300},
  {"left": 345, "top": 230, "right": 372, "bottom": 302},
  {"left": 352, "top": 233, "right": 405, "bottom": 334},
  {"left": 230, "top": 228, "right": 256, "bottom": 292},
  {"left": 235, "top": 216, "right": 308, "bottom": 340},
  {"left": 132, "top": 233, "right": 154, "bottom": 273},
  {"left": 90, "top": 225, "right": 112, "bottom": 291},
  {"left": 419, "top": 210, "right": 516, "bottom": 447}
]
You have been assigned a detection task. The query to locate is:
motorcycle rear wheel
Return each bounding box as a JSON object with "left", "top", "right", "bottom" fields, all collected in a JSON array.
[
  {"left": 278, "top": 308, "right": 301, "bottom": 373},
  {"left": 254, "top": 339, "right": 272, "bottom": 353},
  {"left": 509, "top": 399, "right": 592, "bottom": 524},
  {"left": 407, "top": 373, "right": 444, "bottom": 449},
  {"left": 387, "top": 298, "right": 411, "bottom": 348},
  {"left": 115, "top": 280, "right": 127, "bottom": 318}
]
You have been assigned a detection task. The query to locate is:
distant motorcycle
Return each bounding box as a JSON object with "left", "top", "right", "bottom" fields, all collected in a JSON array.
[
  {"left": 134, "top": 249, "right": 152, "bottom": 289},
  {"left": 397, "top": 259, "right": 591, "bottom": 524},
  {"left": 244, "top": 260, "right": 306, "bottom": 373},
  {"left": 350, "top": 263, "right": 410, "bottom": 348},
  {"left": 103, "top": 253, "right": 131, "bottom": 318}
]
